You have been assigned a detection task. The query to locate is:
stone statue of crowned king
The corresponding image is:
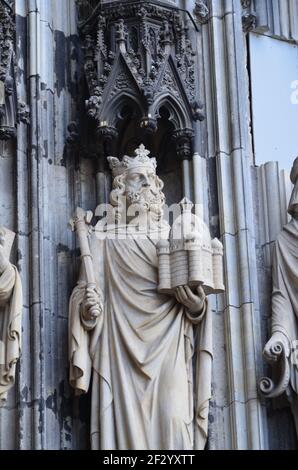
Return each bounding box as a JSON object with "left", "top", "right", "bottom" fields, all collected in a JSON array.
[{"left": 68, "top": 144, "right": 221, "bottom": 450}]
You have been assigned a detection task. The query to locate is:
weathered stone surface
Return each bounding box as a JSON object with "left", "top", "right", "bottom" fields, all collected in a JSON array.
[
  {"left": 0, "top": 226, "right": 22, "bottom": 404},
  {"left": 69, "top": 145, "right": 213, "bottom": 450},
  {"left": 260, "top": 158, "right": 298, "bottom": 439},
  {"left": 0, "top": 0, "right": 296, "bottom": 450}
]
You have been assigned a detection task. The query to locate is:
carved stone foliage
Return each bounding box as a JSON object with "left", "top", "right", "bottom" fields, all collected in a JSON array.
[
  {"left": 241, "top": 0, "right": 256, "bottom": 32},
  {"left": 0, "top": 1, "right": 29, "bottom": 140},
  {"left": 76, "top": 0, "right": 99, "bottom": 23},
  {"left": 194, "top": 0, "right": 209, "bottom": 25},
  {"left": 0, "top": 1, "right": 14, "bottom": 84},
  {"left": 77, "top": 0, "right": 204, "bottom": 158},
  {"left": 172, "top": 128, "right": 194, "bottom": 161},
  {"left": 17, "top": 101, "right": 30, "bottom": 125},
  {"left": 0, "top": 0, "right": 16, "bottom": 139}
]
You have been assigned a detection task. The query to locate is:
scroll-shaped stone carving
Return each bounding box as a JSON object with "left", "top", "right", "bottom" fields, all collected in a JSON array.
[
  {"left": 0, "top": 226, "right": 22, "bottom": 403},
  {"left": 260, "top": 157, "right": 298, "bottom": 437},
  {"left": 69, "top": 144, "right": 218, "bottom": 450}
]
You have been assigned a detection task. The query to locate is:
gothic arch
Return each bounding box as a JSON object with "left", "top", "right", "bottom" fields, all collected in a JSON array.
[{"left": 153, "top": 94, "right": 193, "bottom": 132}]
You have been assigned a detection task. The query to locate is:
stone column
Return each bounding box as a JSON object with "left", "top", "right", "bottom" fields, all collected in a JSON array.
[
  {"left": 173, "top": 129, "right": 194, "bottom": 200},
  {"left": 202, "top": 0, "right": 267, "bottom": 450},
  {"left": 12, "top": 0, "right": 91, "bottom": 450}
]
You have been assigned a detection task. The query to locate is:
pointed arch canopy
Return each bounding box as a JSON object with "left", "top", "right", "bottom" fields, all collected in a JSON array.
[{"left": 80, "top": 0, "right": 205, "bottom": 158}]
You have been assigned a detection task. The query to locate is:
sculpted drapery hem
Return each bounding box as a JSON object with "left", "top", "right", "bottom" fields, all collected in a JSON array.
[
  {"left": 69, "top": 231, "right": 213, "bottom": 450},
  {"left": 0, "top": 263, "right": 22, "bottom": 403}
]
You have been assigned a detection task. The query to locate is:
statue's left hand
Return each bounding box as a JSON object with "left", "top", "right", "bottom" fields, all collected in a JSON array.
[{"left": 175, "top": 285, "right": 206, "bottom": 314}]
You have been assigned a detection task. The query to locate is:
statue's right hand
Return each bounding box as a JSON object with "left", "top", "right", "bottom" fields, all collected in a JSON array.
[
  {"left": 263, "top": 332, "right": 289, "bottom": 363},
  {"left": 82, "top": 286, "right": 102, "bottom": 322}
]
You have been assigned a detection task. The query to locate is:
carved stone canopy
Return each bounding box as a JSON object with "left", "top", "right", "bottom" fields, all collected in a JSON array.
[
  {"left": 0, "top": 0, "right": 29, "bottom": 141},
  {"left": 77, "top": 0, "right": 205, "bottom": 160},
  {"left": 0, "top": 0, "right": 17, "bottom": 140}
]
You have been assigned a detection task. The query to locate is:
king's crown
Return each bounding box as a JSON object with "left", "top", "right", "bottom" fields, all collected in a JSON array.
[{"left": 108, "top": 144, "right": 157, "bottom": 177}]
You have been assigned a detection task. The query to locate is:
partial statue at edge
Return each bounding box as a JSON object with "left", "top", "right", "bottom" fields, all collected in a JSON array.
[
  {"left": 260, "top": 157, "right": 298, "bottom": 438},
  {"left": 0, "top": 226, "right": 22, "bottom": 403},
  {"left": 69, "top": 144, "right": 224, "bottom": 450}
]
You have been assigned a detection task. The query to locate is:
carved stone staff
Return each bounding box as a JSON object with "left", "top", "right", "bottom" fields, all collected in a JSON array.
[{"left": 69, "top": 207, "right": 101, "bottom": 319}]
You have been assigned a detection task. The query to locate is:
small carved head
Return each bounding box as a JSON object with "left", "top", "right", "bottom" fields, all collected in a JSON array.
[{"left": 107, "top": 145, "right": 166, "bottom": 225}]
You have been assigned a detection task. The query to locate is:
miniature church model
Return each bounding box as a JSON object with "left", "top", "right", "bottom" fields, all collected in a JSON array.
[{"left": 157, "top": 198, "right": 225, "bottom": 296}]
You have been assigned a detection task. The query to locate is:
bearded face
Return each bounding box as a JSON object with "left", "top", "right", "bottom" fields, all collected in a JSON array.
[{"left": 124, "top": 168, "right": 165, "bottom": 223}]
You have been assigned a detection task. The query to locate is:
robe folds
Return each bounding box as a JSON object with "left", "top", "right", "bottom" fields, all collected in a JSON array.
[
  {"left": 271, "top": 218, "right": 298, "bottom": 395},
  {"left": 69, "top": 229, "right": 213, "bottom": 450},
  {"left": 0, "top": 263, "right": 22, "bottom": 402}
]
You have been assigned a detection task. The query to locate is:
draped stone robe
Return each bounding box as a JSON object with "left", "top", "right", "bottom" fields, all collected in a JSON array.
[
  {"left": 69, "top": 228, "right": 213, "bottom": 450},
  {"left": 0, "top": 263, "right": 22, "bottom": 402},
  {"left": 271, "top": 218, "right": 298, "bottom": 433}
]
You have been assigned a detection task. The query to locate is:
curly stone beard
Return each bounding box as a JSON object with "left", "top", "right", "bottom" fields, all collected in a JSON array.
[
  {"left": 109, "top": 173, "right": 166, "bottom": 226},
  {"left": 126, "top": 187, "right": 165, "bottom": 224}
]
